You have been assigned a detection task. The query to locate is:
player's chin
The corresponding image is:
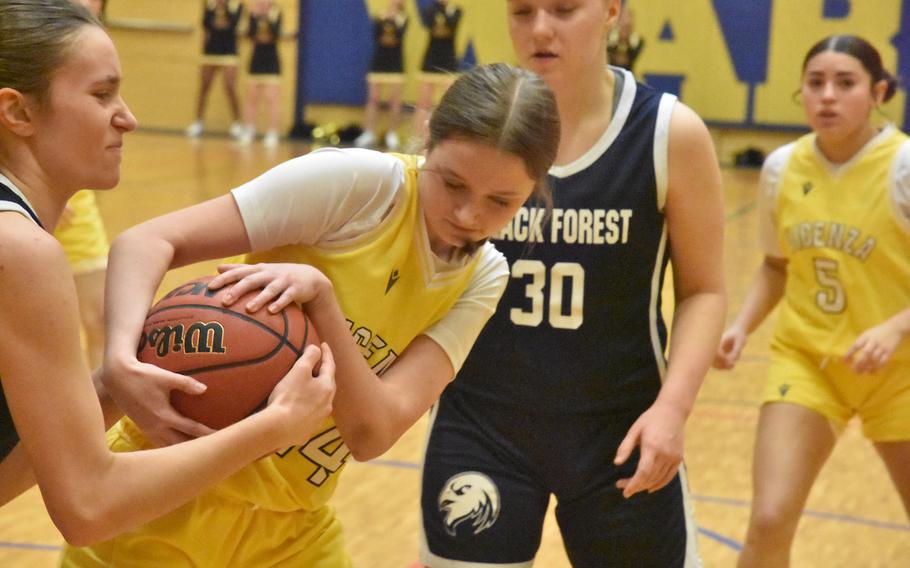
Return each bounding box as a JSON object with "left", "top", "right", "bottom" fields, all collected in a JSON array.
[{"left": 90, "top": 170, "right": 122, "bottom": 190}]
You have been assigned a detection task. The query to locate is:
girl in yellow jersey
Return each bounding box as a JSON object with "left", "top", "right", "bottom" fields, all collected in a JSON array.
[
  {"left": 714, "top": 35, "right": 910, "bottom": 567},
  {"left": 61, "top": 63, "right": 560, "bottom": 567},
  {"left": 0, "top": 0, "right": 333, "bottom": 545}
]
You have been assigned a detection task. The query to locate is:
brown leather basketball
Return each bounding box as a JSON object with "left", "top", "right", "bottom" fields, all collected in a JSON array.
[{"left": 137, "top": 276, "right": 318, "bottom": 429}]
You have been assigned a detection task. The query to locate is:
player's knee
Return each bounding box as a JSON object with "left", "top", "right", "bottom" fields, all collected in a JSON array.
[{"left": 747, "top": 501, "right": 801, "bottom": 541}]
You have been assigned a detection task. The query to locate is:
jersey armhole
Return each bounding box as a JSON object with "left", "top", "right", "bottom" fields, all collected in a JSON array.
[
  {"left": 653, "top": 93, "right": 677, "bottom": 212},
  {"left": 758, "top": 143, "right": 795, "bottom": 257},
  {"left": 889, "top": 139, "right": 910, "bottom": 234}
]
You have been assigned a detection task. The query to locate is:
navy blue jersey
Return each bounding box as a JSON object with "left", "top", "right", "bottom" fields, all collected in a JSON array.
[
  {"left": 0, "top": 181, "right": 43, "bottom": 461},
  {"left": 452, "top": 70, "right": 675, "bottom": 415}
]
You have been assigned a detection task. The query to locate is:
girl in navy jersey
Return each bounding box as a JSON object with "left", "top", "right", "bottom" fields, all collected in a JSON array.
[
  {"left": 0, "top": 0, "right": 334, "bottom": 545},
  {"left": 715, "top": 35, "right": 910, "bottom": 568},
  {"left": 420, "top": 1, "right": 726, "bottom": 566}
]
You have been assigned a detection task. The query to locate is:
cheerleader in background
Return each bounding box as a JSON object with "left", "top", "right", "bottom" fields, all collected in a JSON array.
[
  {"left": 238, "top": 0, "right": 282, "bottom": 148},
  {"left": 186, "top": 0, "right": 245, "bottom": 139},
  {"left": 355, "top": 0, "right": 408, "bottom": 151}
]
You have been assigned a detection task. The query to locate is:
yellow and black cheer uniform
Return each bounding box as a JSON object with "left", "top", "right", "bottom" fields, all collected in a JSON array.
[
  {"left": 53, "top": 190, "right": 109, "bottom": 276},
  {"left": 368, "top": 13, "right": 408, "bottom": 84},
  {"left": 61, "top": 148, "right": 508, "bottom": 567},
  {"left": 248, "top": 5, "right": 282, "bottom": 78},
  {"left": 0, "top": 175, "right": 43, "bottom": 462},
  {"left": 607, "top": 30, "right": 645, "bottom": 74},
  {"left": 759, "top": 125, "right": 910, "bottom": 440},
  {"left": 201, "top": 0, "right": 243, "bottom": 66},
  {"left": 420, "top": 1, "right": 461, "bottom": 76}
]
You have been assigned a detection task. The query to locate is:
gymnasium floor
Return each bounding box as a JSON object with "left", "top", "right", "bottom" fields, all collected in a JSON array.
[{"left": 0, "top": 132, "right": 907, "bottom": 567}]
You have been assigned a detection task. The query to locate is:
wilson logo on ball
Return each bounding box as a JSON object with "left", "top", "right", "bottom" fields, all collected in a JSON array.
[{"left": 140, "top": 322, "right": 227, "bottom": 357}]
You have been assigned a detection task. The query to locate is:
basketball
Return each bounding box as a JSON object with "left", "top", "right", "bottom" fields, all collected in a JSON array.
[{"left": 136, "top": 275, "right": 319, "bottom": 429}]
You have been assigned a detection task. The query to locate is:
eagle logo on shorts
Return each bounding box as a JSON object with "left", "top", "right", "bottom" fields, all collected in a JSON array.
[{"left": 438, "top": 472, "right": 500, "bottom": 536}]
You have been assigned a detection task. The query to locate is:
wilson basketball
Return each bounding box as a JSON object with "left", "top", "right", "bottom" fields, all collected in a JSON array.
[{"left": 137, "top": 276, "right": 318, "bottom": 429}]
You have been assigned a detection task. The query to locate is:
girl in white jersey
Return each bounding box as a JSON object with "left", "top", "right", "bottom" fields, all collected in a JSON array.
[
  {"left": 62, "top": 63, "right": 560, "bottom": 567},
  {"left": 0, "top": 0, "right": 334, "bottom": 545},
  {"left": 715, "top": 35, "right": 910, "bottom": 567}
]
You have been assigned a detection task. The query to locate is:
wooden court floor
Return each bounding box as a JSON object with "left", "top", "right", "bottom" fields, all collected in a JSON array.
[{"left": 1, "top": 133, "right": 907, "bottom": 567}]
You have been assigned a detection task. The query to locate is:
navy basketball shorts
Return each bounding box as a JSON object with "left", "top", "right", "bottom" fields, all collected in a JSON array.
[{"left": 420, "top": 387, "right": 693, "bottom": 568}]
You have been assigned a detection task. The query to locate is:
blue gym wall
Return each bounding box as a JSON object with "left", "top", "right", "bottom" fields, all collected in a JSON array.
[{"left": 295, "top": 0, "right": 910, "bottom": 130}]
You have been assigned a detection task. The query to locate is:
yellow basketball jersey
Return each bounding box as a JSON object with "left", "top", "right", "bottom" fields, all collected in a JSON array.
[
  {"left": 114, "top": 153, "right": 480, "bottom": 512},
  {"left": 772, "top": 128, "right": 910, "bottom": 361},
  {"left": 54, "top": 190, "right": 109, "bottom": 274}
]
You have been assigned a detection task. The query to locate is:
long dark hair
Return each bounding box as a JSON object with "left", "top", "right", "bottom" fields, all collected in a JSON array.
[{"left": 802, "top": 35, "right": 899, "bottom": 102}]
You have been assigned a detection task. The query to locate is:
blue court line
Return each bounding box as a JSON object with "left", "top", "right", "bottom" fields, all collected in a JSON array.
[
  {"left": 697, "top": 527, "right": 743, "bottom": 551},
  {"left": 365, "top": 459, "right": 910, "bottom": 534},
  {"left": 0, "top": 540, "right": 62, "bottom": 552},
  {"left": 725, "top": 201, "right": 756, "bottom": 222},
  {"left": 692, "top": 494, "right": 910, "bottom": 532},
  {"left": 4, "top": 460, "right": 906, "bottom": 555}
]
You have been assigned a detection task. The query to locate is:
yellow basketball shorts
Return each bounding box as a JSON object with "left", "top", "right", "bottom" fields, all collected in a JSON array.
[
  {"left": 54, "top": 190, "right": 109, "bottom": 275},
  {"left": 59, "top": 426, "right": 352, "bottom": 567},
  {"left": 763, "top": 341, "right": 910, "bottom": 441}
]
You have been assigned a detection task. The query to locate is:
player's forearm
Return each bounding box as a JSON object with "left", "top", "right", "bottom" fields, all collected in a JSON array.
[
  {"left": 660, "top": 290, "right": 726, "bottom": 416},
  {"left": 300, "top": 280, "right": 393, "bottom": 457},
  {"left": 885, "top": 307, "right": 910, "bottom": 339},
  {"left": 731, "top": 259, "right": 786, "bottom": 335},
  {"left": 104, "top": 230, "right": 173, "bottom": 359},
  {"left": 42, "top": 408, "right": 285, "bottom": 546}
]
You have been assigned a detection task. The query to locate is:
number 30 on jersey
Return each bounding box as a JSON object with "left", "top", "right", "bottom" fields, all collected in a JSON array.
[{"left": 509, "top": 259, "right": 585, "bottom": 329}]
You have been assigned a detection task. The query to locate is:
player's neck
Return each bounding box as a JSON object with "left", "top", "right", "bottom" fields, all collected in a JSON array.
[
  {"left": 553, "top": 68, "right": 614, "bottom": 166},
  {"left": 0, "top": 160, "right": 70, "bottom": 231},
  {"left": 815, "top": 122, "right": 880, "bottom": 165}
]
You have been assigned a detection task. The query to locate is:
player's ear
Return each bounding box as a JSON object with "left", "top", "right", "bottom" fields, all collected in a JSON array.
[
  {"left": 0, "top": 88, "right": 36, "bottom": 137},
  {"left": 871, "top": 78, "right": 888, "bottom": 107},
  {"left": 604, "top": 0, "right": 622, "bottom": 35}
]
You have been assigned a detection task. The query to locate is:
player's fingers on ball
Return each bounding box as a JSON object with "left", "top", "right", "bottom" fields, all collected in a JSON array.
[
  {"left": 168, "top": 374, "right": 207, "bottom": 395},
  {"left": 162, "top": 429, "right": 194, "bottom": 446},
  {"left": 172, "top": 415, "right": 217, "bottom": 439},
  {"left": 216, "top": 263, "right": 245, "bottom": 274},
  {"left": 210, "top": 264, "right": 252, "bottom": 288},
  {"left": 267, "top": 289, "right": 296, "bottom": 314},
  {"left": 317, "top": 343, "right": 336, "bottom": 378},
  {"left": 295, "top": 344, "right": 323, "bottom": 371}
]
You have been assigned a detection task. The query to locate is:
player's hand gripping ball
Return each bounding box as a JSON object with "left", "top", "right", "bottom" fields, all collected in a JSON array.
[{"left": 137, "top": 276, "right": 319, "bottom": 429}]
